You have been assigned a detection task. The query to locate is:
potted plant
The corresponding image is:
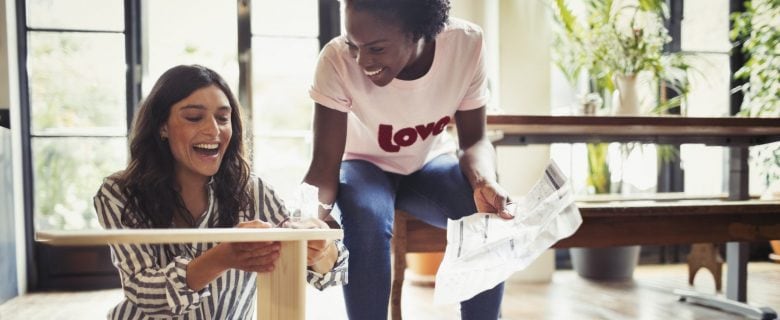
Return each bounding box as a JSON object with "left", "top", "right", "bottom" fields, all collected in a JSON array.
[
  {"left": 551, "top": 0, "right": 692, "bottom": 280},
  {"left": 552, "top": 0, "right": 692, "bottom": 116},
  {"left": 732, "top": 0, "right": 780, "bottom": 261}
]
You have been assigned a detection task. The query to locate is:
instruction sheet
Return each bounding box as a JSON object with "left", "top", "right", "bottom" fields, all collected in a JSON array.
[{"left": 434, "top": 160, "right": 582, "bottom": 304}]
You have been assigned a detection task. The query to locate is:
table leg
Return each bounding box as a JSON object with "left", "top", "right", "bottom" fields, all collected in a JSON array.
[
  {"left": 726, "top": 241, "right": 748, "bottom": 302},
  {"left": 676, "top": 147, "right": 777, "bottom": 319},
  {"left": 257, "top": 240, "right": 306, "bottom": 320}
]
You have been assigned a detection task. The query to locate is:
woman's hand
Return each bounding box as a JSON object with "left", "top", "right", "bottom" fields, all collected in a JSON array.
[
  {"left": 186, "top": 220, "right": 280, "bottom": 290},
  {"left": 216, "top": 220, "right": 281, "bottom": 273},
  {"left": 284, "top": 217, "right": 338, "bottom": 270},
  {"left": 473, "top": 180, "right": 514, "bottom": 220}
]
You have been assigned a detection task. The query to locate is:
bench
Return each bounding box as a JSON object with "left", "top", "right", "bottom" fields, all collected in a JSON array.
[{"left": 389, "top": 200, "right": 780, "bottom": 320}]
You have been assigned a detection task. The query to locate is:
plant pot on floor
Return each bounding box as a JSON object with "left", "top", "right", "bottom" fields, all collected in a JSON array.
[
  {"left": 770, "top": 240, "right": 780, "bottom": 263},
  {"left": 570, "top": 246, "right": 641, "bottom": 280},
  {"left": 406, "top": 252, "right": 444, "bottom": 286}
]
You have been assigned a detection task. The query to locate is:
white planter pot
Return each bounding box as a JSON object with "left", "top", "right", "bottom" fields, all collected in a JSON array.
[{"left": 612, "top": 74, "right": 640, "bottom": 116}]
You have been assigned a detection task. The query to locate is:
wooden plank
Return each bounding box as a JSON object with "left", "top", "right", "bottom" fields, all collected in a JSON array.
[
  {"left": 36, "top": 228, "right": 343, "bottom": 246},
  {"left": 258, "top": 241, "right": 306, "bottom": 320}
]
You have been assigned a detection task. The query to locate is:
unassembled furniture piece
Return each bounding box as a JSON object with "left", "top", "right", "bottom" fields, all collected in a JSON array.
[{"left": 37, "top": 228, "right": 342, "bottom": 320}]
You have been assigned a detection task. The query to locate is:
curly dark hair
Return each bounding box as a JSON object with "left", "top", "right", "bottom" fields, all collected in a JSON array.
[
  {"left": 345, "top": 0, "right": 450, "bottom": 42},
  {"left": 115, "top": 65, "right": 252, "bottom": 229}
]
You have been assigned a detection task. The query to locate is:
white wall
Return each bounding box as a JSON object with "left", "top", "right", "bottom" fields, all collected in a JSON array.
[
  {"left": 452, "top": 0, "right": 554, "bottom": 283},
  {"left": 1, "top": 0, "right": 27, "bottom": 296},
  {"left": 451, "top": 0, "right": 552, "bottom": 195}
]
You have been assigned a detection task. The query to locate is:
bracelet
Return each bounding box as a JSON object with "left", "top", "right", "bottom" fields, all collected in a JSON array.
[{"left": 319, "top": 202, "right": 334, "bottom": 210}]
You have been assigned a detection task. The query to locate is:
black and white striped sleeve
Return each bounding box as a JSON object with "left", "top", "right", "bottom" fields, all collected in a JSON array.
[
  {"left": 306, "top": 239, "right": 349, "bottom": 290},
  {"left": 93, "top": 179, "right": 209, "bottom": 316}
]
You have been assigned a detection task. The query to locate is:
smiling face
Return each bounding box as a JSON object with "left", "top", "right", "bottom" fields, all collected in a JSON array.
[
  {"left": 344, "top": 7, "right": 422, "bottom": 87},
  {"left": 160, "top": 85, "right": 233, "bottom": 184}
]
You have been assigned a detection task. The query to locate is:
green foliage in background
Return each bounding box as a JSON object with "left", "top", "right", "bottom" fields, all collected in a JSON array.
[
  {"left": 732, "top": 0, "right": 780, "bottom": 190},
  {"left": 586, "top": 143, "right": 611, "bottom": 194},
  {"left": 732, "top": 0, "right": 780, "bottom": 117},
  {"left": 551, "top": 0, "right": 693, "bottom": 113}
]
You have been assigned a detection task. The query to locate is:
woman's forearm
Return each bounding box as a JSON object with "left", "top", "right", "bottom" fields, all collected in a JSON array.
[
  {"left": 186, "top": 244, "right": 228, "bottom": 291},
  {"left": 459, "top": 138, "right": 498, "bottom": 189}
]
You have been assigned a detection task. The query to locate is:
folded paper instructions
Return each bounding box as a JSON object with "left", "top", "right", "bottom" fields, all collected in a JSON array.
[{"left": 434, "top": 160, "right": 583, "bottom": 304}]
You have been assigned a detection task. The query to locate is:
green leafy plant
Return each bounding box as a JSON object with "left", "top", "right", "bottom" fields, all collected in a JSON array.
[
  {"left": 586, "top": 143, "right": 611, "bottom": 194},
  {"left": 732, "top": 0, "right": 780, "bottom": 118},
  {"left": 732, "top": 0, "right": 780, "bottom": 191},
  {"left": 551, "top": 0, "right": 693, "bottom": 114}
]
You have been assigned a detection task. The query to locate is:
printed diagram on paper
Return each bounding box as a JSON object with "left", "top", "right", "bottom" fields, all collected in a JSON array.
[{"left": 434, "top": 161, "right": 583, "bottom": 304}]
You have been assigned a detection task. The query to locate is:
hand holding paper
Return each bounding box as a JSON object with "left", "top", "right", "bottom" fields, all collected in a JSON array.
[{"left": 434, "top": 161, "right": 583, "bottom": 304}]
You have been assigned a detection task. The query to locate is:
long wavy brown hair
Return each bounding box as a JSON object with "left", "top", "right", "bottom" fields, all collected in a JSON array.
[{"left": 115, "top": 65, "right": 252, "bottom": 228}]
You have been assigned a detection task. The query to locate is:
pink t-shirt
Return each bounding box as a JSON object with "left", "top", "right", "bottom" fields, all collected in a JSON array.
[{"left": 309, "top": 18, "right": 489, "bottom": 175}]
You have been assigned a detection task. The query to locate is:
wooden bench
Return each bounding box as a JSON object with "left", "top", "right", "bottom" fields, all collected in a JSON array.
[{"left": 389, "top": 200, "right": 780, "bottom": 320}]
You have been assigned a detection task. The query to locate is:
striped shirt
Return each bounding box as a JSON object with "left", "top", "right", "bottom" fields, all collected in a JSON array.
[{"left": 94, "top": 174, "right": 348, "bottom": 319}]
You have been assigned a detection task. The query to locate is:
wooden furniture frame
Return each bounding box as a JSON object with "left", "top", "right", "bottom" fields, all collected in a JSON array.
[
  {"left": 37, "top": 228, "right": 343, "bottom": 320},
  {"left": 390, "top": 115, "right": 780, "bottom": 320}
]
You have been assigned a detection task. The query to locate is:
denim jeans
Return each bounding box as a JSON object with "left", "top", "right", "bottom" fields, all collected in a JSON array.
[{"left": 334, "top": 154, "right": 504, "bottom": 320}]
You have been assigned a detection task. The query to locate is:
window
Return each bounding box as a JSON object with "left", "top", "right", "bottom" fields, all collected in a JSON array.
[
  {"left": 250, "top": 0, "right": 322, "bottom": 199},
  {"left": 143, "top": 0, "right": 238, "bottom": 96},
  {"left": 24, "top": 0, "right": 129, "bottom": 231},
  {"left": 19, "top": 0, "right": 136, "bottom": 290},
  {"left": 679, "top": 0, "right": 731, "bottom": 195}
]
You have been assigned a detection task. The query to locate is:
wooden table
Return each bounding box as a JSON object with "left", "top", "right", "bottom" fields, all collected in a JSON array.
[
  {"left": 487, "top": 115, "right": 780, "bottom": 319},
  {"left": 36, "top": 228, "right": 343, "bottom": 320}
]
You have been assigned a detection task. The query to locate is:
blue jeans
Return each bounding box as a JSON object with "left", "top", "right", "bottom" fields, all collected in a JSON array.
[{"left": 334, "top": 154, "right": 504, "bottom": 320}]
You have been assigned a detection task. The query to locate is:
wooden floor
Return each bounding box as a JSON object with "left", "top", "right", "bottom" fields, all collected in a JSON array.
[{"left": 1, "top": 263, "right": 778, "bottom": 319}]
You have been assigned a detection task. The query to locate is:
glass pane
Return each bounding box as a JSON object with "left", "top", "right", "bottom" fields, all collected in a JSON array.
[
  {"left": 27, "top": 0, "right": 124, "bottom": 32},
  {"left": 252, "top": 37, "right": 319, "bottom": 131},
  {"left": 33, "top": 137, "right": 127, "bottom": 231},
  {"left": 682, "top": 0, "right": 730, "bottom": 53},
  {"left": 253, "top": 137, "right": 311, "bottom": 201},
  {"left": 144, "top": 0, "right": 238, "bottom": 96},
  {"left": 251, "top": 0, "right": 318, "bottom": 37},
  {"left": 682, "top": 145, "right": 725, "bottom": 195},
  {"left": 28, "top": 32, "right": 126, "bottom": 135},
  {"left": 684, "top": 54, "right": 730, "bottom": 116}
]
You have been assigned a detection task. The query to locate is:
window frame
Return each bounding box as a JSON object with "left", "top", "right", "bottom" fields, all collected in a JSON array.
[{"left": 17, "top": 0, "right": 141, "bottom": 291}]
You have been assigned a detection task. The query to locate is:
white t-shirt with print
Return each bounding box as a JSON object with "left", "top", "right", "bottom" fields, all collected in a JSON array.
[{"left": 309, "top": 18, "right": 489, "bottom": 175}]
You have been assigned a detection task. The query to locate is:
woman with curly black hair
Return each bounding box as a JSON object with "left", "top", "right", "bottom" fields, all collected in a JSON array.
[{"left": 304, "top": 0, "right": 510, "bottom": 318}]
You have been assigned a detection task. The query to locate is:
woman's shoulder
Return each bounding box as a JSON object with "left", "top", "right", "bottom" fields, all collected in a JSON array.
[
  {"left": 95, "top": 170, "right": 128, "bottom": 204},
  {"left": 320, "top": 35, "right": 350, "bottom": 59},
  {"left": 248, "top": 173, "right": 279, "bottom": 196},
  {"left": 440, "top": 17, "right": 484, "bottom": 41}
]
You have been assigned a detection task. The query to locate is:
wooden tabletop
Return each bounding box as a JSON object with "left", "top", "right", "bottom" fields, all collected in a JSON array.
[
  {"left": 486, "top": 115, "right": 780, "bottom": 146},
  {"left": 36, "top": 228, "right": 343, "bottom": 246}
]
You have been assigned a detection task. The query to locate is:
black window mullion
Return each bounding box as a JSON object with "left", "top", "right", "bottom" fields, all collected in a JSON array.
[
  {"left": 238, "top": 0, "right": 253, "bottom": 156},
  {"left": 15, "top": 0, "right": 39, "bottom": 292},
  {"left": 318, "top": 0, "right": 340, "bottom": 49},
  {"left": 125, "top": 0, "right": 142, "bottom": 128}
]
